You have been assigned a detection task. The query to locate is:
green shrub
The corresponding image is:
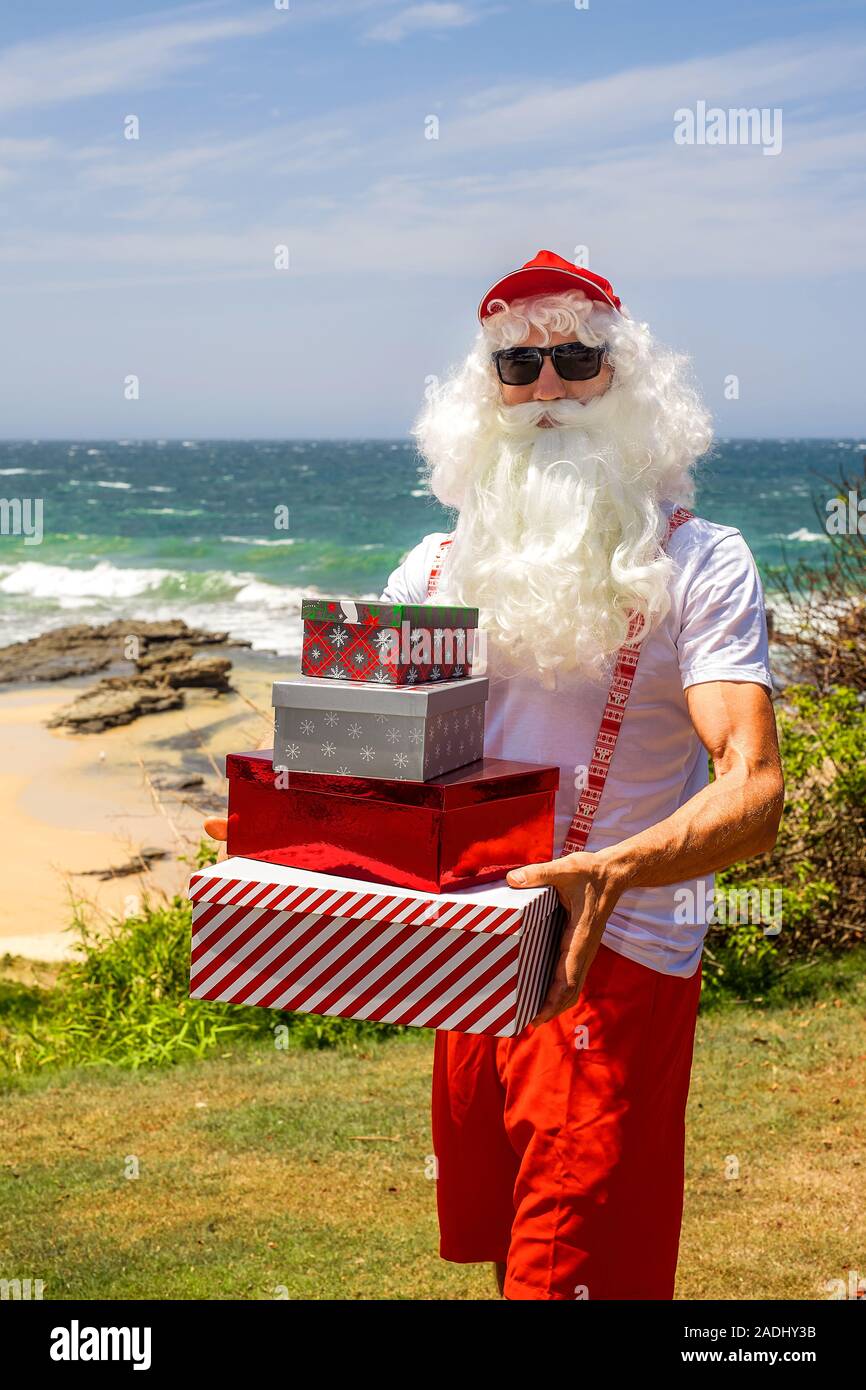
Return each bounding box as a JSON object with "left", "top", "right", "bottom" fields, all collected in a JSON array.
[
  {"left": 703, "top": 684, "right": 865, "bottom": 992},
  {"left": 4, "top": 670, "right": 864, "bottom": 1083},
  {"left": 0, "top": 845, "right": 403, "bottom": 1085}
]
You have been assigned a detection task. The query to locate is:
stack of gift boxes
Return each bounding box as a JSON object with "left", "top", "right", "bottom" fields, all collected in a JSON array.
[{"left": 187, "top": 598, "right": 565, "bottom": 1037}]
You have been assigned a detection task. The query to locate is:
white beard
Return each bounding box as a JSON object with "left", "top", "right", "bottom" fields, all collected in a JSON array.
[{"left": 424, "top": 387, "right": 687, "bottom": 682}]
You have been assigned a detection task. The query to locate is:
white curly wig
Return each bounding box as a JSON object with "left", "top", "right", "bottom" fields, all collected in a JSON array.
[{"left": 413, "top": 291, "right": 712, "bottom": 679}]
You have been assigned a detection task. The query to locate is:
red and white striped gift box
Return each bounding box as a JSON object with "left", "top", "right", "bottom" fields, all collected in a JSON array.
[{"left": 188, "top": 857, "right": 564, "bottom": 1038}]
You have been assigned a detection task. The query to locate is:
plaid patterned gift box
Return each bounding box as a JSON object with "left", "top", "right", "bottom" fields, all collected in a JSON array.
[{"left": 300, "top": 597, "right": 479, "bottom": 685}]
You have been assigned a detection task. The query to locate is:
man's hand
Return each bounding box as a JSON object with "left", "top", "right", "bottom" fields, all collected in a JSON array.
[
  {"left": 506, "top": 852, "right": 628, "bottom": 1027},
  {"left": 203, "top": 816, "right": 229, "bottom": 862},
  {"left": 506, "top": 681, "right": 784, "bottom": 1029},
  {"left": 202, "top": 731, "right": 272, "bottom": 861}
]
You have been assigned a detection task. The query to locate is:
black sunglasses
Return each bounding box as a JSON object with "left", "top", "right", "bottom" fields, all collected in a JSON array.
[{"left": 491, "top": 340, "right": 606, "bottom": 386}]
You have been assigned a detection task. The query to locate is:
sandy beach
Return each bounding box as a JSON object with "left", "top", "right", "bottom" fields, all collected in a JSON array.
[{"left": 0, "top": 650, "right": 289, "bottom": 961}]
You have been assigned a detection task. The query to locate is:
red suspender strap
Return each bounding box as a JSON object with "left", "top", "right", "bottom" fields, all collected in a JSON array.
[
  {"left": 424, "top": 507, "right": 693, "bottom": 857},
  {"left": 561, "top": 505, "right": 693, "bottom": 854},
  {"left": 425, "top": 535, "right": 454, "bottom": 599}
]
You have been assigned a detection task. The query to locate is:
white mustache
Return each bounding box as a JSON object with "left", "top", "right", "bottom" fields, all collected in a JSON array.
[{"left": 495, "top": 393, "right": 613, "bottom": 436}]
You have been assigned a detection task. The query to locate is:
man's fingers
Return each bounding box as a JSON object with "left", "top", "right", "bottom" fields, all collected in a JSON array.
[
  {"left": 530, "top": 954, "right": 583, "bottom": 1025},
  {"left": 528, "top": 983, "right": 580, "bottom": 1028},
  {"left": 506, "top": 859, "right": 558, "bottom": 889},
  {"left": 527, "top": 933, "right": 586, "bottom": 1027},
  {"left": 203, "top": 817, "right": 228, "bottom": 841}
]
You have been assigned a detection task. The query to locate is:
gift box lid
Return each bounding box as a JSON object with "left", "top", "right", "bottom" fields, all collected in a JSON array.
[
  {"left": 227, "top": 750, "right": 558, "bottom": 809},
  {"left": 272, "top": 674, "right": 488, "bottom": 715},
  {"left": 189, "top": 856, "right": 557, "bottom": 937},
  {"left": 301, "top": 597, "right": 478, "bottom": 628}
]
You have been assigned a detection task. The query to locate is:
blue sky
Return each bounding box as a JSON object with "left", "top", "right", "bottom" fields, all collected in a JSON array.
[{"left": 1, "top": 0, "right": 864, "bottom": 438}]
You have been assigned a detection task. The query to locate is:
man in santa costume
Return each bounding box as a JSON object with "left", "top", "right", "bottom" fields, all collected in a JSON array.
[{"left": 378, "top": 250, "right": 784, "bottom": 1299}]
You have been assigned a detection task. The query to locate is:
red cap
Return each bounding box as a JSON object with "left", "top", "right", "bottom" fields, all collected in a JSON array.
[{"left": 478, "top": 249, "right": 621, "bottom": 323}]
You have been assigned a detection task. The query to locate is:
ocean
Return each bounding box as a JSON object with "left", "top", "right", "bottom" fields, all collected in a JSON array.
[{"left": 0, "top": 438, "right": 862, "bottom": 657}]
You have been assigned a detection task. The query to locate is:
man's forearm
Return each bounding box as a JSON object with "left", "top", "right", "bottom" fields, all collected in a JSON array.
[{"left": 594, "top": 763, "right": 784, "bottom": 893}]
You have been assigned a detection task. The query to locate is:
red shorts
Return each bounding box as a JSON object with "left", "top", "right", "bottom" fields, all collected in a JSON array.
[{"left": 431, "top": 941, "right": 702, "bottom": 1300}]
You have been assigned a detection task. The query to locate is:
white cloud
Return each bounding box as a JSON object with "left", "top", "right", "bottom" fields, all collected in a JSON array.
[
  {"left": 5, "top": 109, "right": 864, "bottom": 287},
  {"left": 0, "top": 9, "right": 280, "bottom": 113},
  {"left": 442, "top": 36, "right": 866, "bottom": 155},
  {"left": 1, "top": 33, "right": 863, "bottom": 289},
  {"left": 0, "top": 137, "right": 57, "bottom": 159},
  {"left": 0, "top": 136, "right": 57, "bottom": 190},
  {"left": 73, "top": 119, "right": 363, "bottom": 192},
  {"left": 366, "top": 3, "right": 478, "bottom": 43}
]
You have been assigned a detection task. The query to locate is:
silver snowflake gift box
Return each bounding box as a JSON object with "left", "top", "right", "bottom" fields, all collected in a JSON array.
[{"left": 272, "top": 675, "right": 489, "bottom": 781}]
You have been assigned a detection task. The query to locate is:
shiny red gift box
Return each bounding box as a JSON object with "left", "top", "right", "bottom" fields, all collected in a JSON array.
[{"left": 225, "top": 751, "right": 559, "bottom": 894}]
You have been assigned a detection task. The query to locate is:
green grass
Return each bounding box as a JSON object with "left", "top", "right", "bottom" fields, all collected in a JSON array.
[
  {"left": 3, "top": 873, "right": 863, "bottom": 1088},
  {"left": 0, "top": 1033, "right": 491, "bottom": 1300},
  {"left": 699, "top": 941, "right": 866, "bottom": 1012},
  {"left": 1, "top": 834, "right": 863, "bottom": 1299},
  {"left": 1, "top": 956, "right": 864, "bottom": 1300},
  {"left": 680, "top": 971, "right": 866, "bottom": 1300},
  {"left": 0, "top": 891, "right": 400, "bottom": 1086}
]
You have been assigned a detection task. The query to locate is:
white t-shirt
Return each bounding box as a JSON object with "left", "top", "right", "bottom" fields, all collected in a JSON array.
[{"left": 380, "top": 510, "right": 773, "bottom": 979}]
